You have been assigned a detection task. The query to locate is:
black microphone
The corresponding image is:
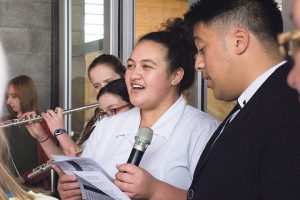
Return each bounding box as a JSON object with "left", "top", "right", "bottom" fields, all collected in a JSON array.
[{"left": 127, "top": 127, "right": 153, "bottom": 166}]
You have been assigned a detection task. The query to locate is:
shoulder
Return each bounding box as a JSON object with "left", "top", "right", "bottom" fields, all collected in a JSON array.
[
  {"left": 184, "top": 105, "right": 219, "bottom": 127},
  {"left": 99, "top": 107, "right": 139, "bottom": 126}
]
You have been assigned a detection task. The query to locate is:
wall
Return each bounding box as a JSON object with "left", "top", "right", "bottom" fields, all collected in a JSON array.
[
  {"left": 0, "top": 0, "right": 52, "bottom": 113},
  {"left": 135, "top": 0, "right": 188, "bottom": 42}
]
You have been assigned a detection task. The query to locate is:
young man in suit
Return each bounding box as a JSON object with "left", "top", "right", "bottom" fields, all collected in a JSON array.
[{"left": 184, "top": 0, "right": 300, "bottom": 199}]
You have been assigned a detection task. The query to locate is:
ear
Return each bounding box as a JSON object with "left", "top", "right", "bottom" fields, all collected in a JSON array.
[
  {"left": 234, "top": 28, "right": 249, "bottom": 55},
  {"left": 171, "top": 67, "right": 184, "bottom": 86}
]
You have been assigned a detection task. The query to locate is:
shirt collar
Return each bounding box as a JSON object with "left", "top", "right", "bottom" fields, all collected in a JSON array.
[
  {"left": 151, "top": 95, "right": 185, "bottom": 139},
  {"left": 113, "top": 96, "right": 186, "bottom": 140},
  {"left": 238, "top": 60, "right": 287, "bottom": 108}
]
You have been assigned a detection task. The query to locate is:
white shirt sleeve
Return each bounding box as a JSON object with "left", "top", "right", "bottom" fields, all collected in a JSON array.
[
  {"left": 188, "top": 114, "right": 219, "bottom": 177},
  {"left": 81, "top": 119, "right": 107, "bottom": 158}
]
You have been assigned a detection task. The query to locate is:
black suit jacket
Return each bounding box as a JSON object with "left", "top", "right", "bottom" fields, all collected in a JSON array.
[{"left": 188, "top": 63, "right": 300, "bottom": 200}]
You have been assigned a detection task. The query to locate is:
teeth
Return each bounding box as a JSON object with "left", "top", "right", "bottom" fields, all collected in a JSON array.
[{"left": 132, "top": 84, "right": 144, "bottom": 89}]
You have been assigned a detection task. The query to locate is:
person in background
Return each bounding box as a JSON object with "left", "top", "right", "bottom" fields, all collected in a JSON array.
[
  {"left": 3, "top": 75, "right": 53, "bottom": 190},
  {"left": 24, "top": 77, "right": 133, "bottom": 158},
  {"left": 55, "top": 18, "right": 219, "bottom": 200},
  {"left": 184, "top": 0, "right": 300, "bottom": 199},
  {"left": 23, "top": 54, "right": 126, "bottom": 157},
  {"left": 278, "top": 0, "right": 300, "bottom": 99},
  {"left": 76, "top": 78, "right": 133, "bottom": 147}
]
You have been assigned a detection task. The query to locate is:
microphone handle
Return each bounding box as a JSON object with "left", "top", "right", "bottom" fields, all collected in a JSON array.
[{"left": 127, "top": 149, "right": 144, "bottom": 166}]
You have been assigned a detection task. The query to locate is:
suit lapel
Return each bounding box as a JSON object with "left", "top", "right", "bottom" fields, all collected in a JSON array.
[
  {"left": 193, "top": 104, "right": 241, "bottom": 177},
  {"left": 192, "top": 63, "right": 291, "bottom": 183}
]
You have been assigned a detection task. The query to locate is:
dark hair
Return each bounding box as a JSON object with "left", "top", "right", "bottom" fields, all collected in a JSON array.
[
  {"left": 88, "top": 54, "right": 126, "bottom": 79},
  {"left": 6, "top": 75, "right": 38, "bottom": 117},
  {"left": 76, "top": 78, "right": 132, "bottom": 146},
  {"left": 184, "top": 0, "right": 283, "bottom": 46},
  {"left": 97, "top": 78, "right": 131, "bottom": 104},
  {"left": 137, "top": 18, "right": 197, "bottom": 92}
]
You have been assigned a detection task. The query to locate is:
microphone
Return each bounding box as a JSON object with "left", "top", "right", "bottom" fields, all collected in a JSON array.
[{"left": 127, "top": 127, "right": 153, "bottom": 166}]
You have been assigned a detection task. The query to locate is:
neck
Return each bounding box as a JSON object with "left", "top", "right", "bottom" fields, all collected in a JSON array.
[
  {"left": 140, "top": 93, "right": 180, "bottom": 127},
  {"left": 238, "top": 49, "right": 284, "bottom": 94}
]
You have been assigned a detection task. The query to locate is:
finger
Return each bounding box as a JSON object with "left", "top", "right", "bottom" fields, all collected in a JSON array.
[
  {"left": 115, "top": 171, "right": 134, "bottom": 184},
  {"left": 116, "top": 163, "right": 139, "bottom": 174},
  {"left": 47, "top": 109, "right": 57, "bottom": 117},
  {"left": 42, "top": 111, "right": 53, "bottom": 120},
  {"left": 59, "top": 179, "right": 80, "bottom": 190},
  {"left": 55, "top": 107, "right": 64, "bottom": 113},
  {"left": 52, "top": 164, "right": 65, "bottom": 177},
  {"left": 58, "top": 184, "right": 82, "bottom": 200},
  {"left": 114, "top": 179, "right": 134, "bottom": 193}
]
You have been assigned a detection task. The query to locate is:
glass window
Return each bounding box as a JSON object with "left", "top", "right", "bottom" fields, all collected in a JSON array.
[{"left": 69, "top": 0, "right": 105, "bottom": 136}]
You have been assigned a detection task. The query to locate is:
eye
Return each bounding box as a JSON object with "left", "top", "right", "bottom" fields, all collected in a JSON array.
[
  {"left": 142, "top": 64, "right": 153, "bottom": 69},
  {"left": 198, "top": 46, "right": 206, "bottom": 54},
  {"left": 106, "top": 109, "right": 116, "bottom": 116},
  {"left": 93, "top": 83, "right": 101, "bottom": 89},
  {"left": 127, "top": 63, "right": 135, "bottom": 69}
]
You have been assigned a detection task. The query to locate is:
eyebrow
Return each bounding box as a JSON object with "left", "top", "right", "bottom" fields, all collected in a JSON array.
[
  {"left": 127, "top": 58, "right": 157, "bottom": 65},
  {"left": 194, "top": 35, "right": 204, "bottom": 43},
  {"left": 100, "top": 104, "right": 116, "bottom": 111}
]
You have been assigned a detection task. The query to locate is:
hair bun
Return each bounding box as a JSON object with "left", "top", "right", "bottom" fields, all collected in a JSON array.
[{"left": 160, "top": 18, "right": 192, "bottom": 42}]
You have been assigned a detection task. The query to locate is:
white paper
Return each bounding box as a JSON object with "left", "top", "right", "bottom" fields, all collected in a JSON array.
[
  {"left": 52, "top": 155, "right": 129, "bottom": 200},
  {"left": 74, "top": 171, "right": 129, "bottom": 200}
]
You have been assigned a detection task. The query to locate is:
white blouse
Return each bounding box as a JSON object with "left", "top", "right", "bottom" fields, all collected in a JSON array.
[{"left": 82, "top": 96, "right": 219, "bottom": 190}]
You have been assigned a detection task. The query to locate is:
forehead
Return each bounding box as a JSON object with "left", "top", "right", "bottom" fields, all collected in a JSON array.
[
  {"left": 8, "top": 85, "right": 16, "bottom": 93},
  {"left": 193, "top": 23, "right": 217, "bottom": 43},
  {"left": 130, "top": 40, "right": 167, "bottom": 61},
  {"left": 89, "top": 64, "right": 119, "bottom": 80},
  {"left": 99, "top": 93, "right": 123, "bottom": 108}
]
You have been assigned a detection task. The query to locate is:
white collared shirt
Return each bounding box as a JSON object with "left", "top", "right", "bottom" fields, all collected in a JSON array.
[
  {"left": 238, "top": 60, "right": 287, "bottom": 108},
  {"left": 82, "top": 96, "right": 219, "bottom": 190}
]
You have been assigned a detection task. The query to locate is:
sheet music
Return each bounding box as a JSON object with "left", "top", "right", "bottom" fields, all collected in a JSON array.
[{"left": 52, "top": 155, "right": 129, "bottom": 200}]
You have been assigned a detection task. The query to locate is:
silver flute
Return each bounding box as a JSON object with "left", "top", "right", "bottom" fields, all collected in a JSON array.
[
  {"left": 28, "top": 161, "right": 53, "bottom": 179},
  {"left": 0, "top": 103, "right": 99, "bottom": 128}
]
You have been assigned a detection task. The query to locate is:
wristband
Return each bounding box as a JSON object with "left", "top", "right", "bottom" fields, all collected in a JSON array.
[
  {"left": 38, "top": 135, "right": 49, "bottom": 143},
  {"left": 54, "top": 128, "right": 67, "bottom": 138}
]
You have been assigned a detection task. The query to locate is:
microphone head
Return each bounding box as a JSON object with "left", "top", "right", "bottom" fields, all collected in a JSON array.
[{"left": 135, "top": 127, "right": 153, "bottom": 145}]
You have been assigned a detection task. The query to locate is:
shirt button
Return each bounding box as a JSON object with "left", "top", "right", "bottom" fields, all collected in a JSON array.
[{"left": 187, "top": 188, "right": 194, "bottom": 199}]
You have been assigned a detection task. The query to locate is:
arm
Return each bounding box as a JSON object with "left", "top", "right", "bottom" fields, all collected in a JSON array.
[
  {"left": 114, "top": 164, "right": 187, "bottom": 200},
  {"left": 22, "top": 111, "right": 63, "bottom": 158},
  {"left": 42, "top": 108, "right": 78, "bottom": 156}
]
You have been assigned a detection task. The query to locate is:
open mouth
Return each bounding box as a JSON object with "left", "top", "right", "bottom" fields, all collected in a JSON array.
[{"left": 132, "top": 84, "right": 145, "bottom": 90}]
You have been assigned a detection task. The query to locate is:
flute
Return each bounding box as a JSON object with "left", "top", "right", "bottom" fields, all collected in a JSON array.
[
  {"left": 0, "top": 103, "right": 99, "bottom": 128},
  {"left": 28, "top": 161, "right": 53, "bottom": 179}
]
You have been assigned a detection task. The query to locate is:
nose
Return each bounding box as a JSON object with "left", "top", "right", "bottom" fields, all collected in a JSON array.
[
  {"left": 195, "top": 54, "right": 205, "bottom": 71},
  {"left": 6, "top": 96, "right": 11, "bottom": 105},
  {"left": 128, "top": 66, "right": 142, "bottom": 80}
]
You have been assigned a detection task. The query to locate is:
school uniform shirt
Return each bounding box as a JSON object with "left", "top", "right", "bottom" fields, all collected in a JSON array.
[{"left": 82, "top": 96, "right": 219, "bottom": 190}]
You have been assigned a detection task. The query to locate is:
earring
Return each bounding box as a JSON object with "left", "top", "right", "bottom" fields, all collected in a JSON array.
[{"left": 171, "top": 80, "right": 178, "bottom": 86}]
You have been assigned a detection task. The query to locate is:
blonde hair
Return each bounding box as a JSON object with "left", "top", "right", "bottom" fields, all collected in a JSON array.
[{"left": 0, "top": 129, "right": 34, "bottom": 200}]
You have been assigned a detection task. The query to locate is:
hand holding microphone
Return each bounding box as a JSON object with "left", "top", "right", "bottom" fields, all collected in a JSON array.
[
  {"left": 115, "top": 127, "right": 156, "bottom": 199},
  {"left": 127, "top": 126, "right": 153, "bottom": 166}
]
